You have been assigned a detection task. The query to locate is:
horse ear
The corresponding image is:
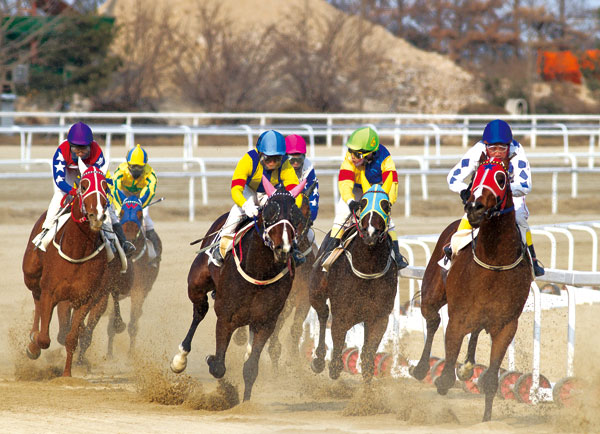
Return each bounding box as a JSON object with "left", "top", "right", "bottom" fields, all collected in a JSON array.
[
  {"left": 77, "top": 156, "right": 88, "bottom": 176},
  {"left": 261, "top": 175, "right": 277, "bottom": 197},
  {"left": 289, "top": 178, "right": 307, "bottom": 198},
  {"left": 478, "top": 152, "right": 487, "bottom": 164}
]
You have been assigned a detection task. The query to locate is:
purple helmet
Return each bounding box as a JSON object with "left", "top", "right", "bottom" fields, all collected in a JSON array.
[{"left": 67, "top": 122, "right": 93, "bottom": 146}]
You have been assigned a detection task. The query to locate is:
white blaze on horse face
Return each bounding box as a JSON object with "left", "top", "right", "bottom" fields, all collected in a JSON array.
[
  {"left": 367, "top": 213, "right": 376, "bottom": 237},
  {"left": 282, "top": 226, "right": 291, "bottom": 253}
]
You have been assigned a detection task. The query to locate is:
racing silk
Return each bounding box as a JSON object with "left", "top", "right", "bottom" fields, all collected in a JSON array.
[
  {"left": 52, "top": 140, "right": 105, "bottom": 194},
  {"left": 231, "top": 149, "right": 302, "bottom": 207},
  {"left": 294, "top": 157, "right": 320, "bottom": 221},
  {"left": 447, "top": 139, "right": 531, "bottom": 198},
  {"left": 338, "top": 144, "right": 398, "bottom": 205},
  {"left": 110, "top": 161, "right": 158, "bottom": 213}
]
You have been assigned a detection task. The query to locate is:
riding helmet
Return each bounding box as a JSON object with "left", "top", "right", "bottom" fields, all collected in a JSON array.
[
  {"left": 482, "top": 119, "right": 512, "bottom": 145},
  {"left": 346, "top": 127, "right": 379, "bottom": 153},
  {"left": 67, "top": 122, "right": 93, "bottom": 146},
  {"left": 256, "top": 130, "right": 286, "bottom": 156},
  {"left": 285, "top": 134, "right": 307, "bottom": 154},
  {"left": 127, "top": 144, "right": 148, "bottom": 166}
]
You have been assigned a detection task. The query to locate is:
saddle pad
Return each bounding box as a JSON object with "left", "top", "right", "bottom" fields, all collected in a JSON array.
[
  {"left": 321, "top": 234, "right": 356, "bottom": 272},
  {"left": 437, "top": 228, "right": 480, "bottom": 270},
  {"left": 35, "top": 214, "right": 70, "bottom": 251}
]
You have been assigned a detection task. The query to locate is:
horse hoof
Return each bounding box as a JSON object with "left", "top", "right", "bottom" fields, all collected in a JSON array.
[
  {"left": 206, "top": 355, "right": 225, "bottom": 378},
  {"left": 457, "top": 363, "right": 474, "bottom": 381},
  {"left": 329, "top": 367, "right": 341, "bottom": 380},
  {"left": 311, "top": 357, "right": 325, "bottom": 374},
  {"left": 409, "top": 364, "right": 428, "bottom": 381},
  {"left": 434, "top": 375, "right": 455, "bottom": 395},
  {"left": 170, "top": 352, "right": 188, "bottom": 374},
  {"left": 26, "top": 342, "right": 41, "bottom": 360}
]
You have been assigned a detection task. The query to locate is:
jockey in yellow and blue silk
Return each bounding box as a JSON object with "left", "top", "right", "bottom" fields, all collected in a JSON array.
[
  {"left": 110, "top": 144, "right": 160, "bottom": 262},
  {"left": 445, "top": 119, "right": 544, "bottom": 277},
  {"left": 322, "top": 126, "right": 408, "bottom": 269},
  {"left": 210, "top": 130, "right": 303, "bottom": 267},
  {"left": 32, "top": 122, "right": 133, "bottom": 256}
]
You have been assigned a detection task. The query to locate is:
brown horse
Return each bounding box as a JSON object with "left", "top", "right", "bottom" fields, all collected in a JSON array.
[
  {"left": 309, "top": 184, "right": 398, "bottom": 382},
  {"left": 171, "top": 177, "right": 306, "bottom": 401},
  {"left": 410, "top": 154, "right": 532, "bottom": 422},
  {"left": 22, "top": 166, "right": 120, "bottom": 376}
]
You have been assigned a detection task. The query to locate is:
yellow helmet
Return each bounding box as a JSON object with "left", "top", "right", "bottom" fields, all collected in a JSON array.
[{"left": 126, "top": 144, "right": 148, "bottom": 166}]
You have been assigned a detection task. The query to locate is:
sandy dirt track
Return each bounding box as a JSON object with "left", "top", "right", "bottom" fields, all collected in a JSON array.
[{"left": 2, "top": 215, "right": 600, "bottom": 434}]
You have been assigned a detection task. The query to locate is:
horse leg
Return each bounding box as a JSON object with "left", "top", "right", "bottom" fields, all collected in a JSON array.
[
  {"left": 171, "top": 297, "right": 209, "bottom": 373},
  {"left": 79, "top": 292, "right": 109, "bottom": 365},
  {"left": 127, "top": 285, "right": 147, "bottom": 356},
  {"left": 289, "top": 285, "right": 310, "bottom": 359},
  {"left": 267, "top": 302, "right": 289, "bottom": 372},
  {"left": 361, "top": 316, "right": 389, "bottom": 383},
  {"left": 409, "top": 309, "right": 441, "bottom": 380},
  {"left": 63, "top": 300, "right": 94, "bottom": 377},
  {"left": 26, "top": 297, "right": 42, "bottom": 360},
  {"left": 243, "top": 322, "right": 278, "bottom": 401},
  {"left": 309, "top": 291, "right": 329, "bottom": 374},
  {"left": 328, "top": 316, "right": 349, "bottom": 380},
  {"left": 434, "top": 319, "right": 466, "bottom": 395},
  {"left": 34, "top": 289, "right": 56, "bottom": 351},
  {"left": 457, "top": 329, "right": 482, "bottom": 381},
  {"left": 206, "top": 316, "right": 235, "bottom": 379},
  {"left": 111, "top": 291, "right": 126, "bottom": 334},
  {"left": 480, "top": 320, "right": 518, "bottom": 422},
  {"left": 56, "top": 301, "right": 72, "bottom": 346}
]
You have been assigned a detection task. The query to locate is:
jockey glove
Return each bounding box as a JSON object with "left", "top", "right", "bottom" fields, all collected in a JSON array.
[
  {"left": 347, "top": 200, "right": 360, "bottom": 214},
  {"left": 242, "top": 200, "right": 259, "bottom": 218},
  {"left": 68, "top": 187, "right": 78, "bottom": 197},
  {"left": 460, "top": 188, "right": 471, "bottom": 204}
]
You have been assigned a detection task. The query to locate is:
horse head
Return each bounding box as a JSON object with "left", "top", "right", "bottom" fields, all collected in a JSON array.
[
  {"left": 465, "top": 154, "right": 511, "bottom": 227},
  {"left": 119, "top": 194, "right": 144, "bottom": 242},
  {"left": 74, "top": 164, "right": 109, "bottom": 232},
  {"left": 357, "top": 184, "right": 391, "bottom": 246},
  {"left": 260, "top": 176, "right": 307, "bottom": 264}
]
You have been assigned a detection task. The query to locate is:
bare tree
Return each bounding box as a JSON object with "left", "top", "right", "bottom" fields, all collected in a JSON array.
[
  {"left": 171, "top": 1, "right": 278, "bottom": 112},
  {"left": 272, "top": 4, "right": 393, "bottom": 112},
  {"left": 93, "top": 0, "right": 176, "bottom": 111}
]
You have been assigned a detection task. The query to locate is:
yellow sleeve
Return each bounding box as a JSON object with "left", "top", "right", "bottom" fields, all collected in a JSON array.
[
  {"left": 231, "top": 153, "right": 254, "bottom": 207},
  {"left": 338, "top": 153, "right": 358, "bottom": 203},
  {"left": 139, "top": 165, "right": 158, "bottom": 208},
  {"left": 280, "top": 160, "right": 303, "bottom": 207},
  {"left": 381, "top": 155, "right": 398, "bottom": 205}
]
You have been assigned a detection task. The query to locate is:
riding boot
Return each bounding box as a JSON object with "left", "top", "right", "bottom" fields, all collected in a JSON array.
[
  {"left": 443, "top": 244, "right": 452, "bottom": 261},
  {"left": 210, "top": 244, "right": 224, "bottom": 267},
  {"left": 113, "top": 223, "right": 136, "bottom": 257},
  {"left": 146, "top": 229, "right": 162, "bottom": 266},
  {"left": 528, "top": 244, "right": 545, "bottom": 277},
  {"left": 292, "top": 240, "right": 306, "bottom": 266},
  {"left": 391, "top": 240, "right": 409, "bottom": 270}
]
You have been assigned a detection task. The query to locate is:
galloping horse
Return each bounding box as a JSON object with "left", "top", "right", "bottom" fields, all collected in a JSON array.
[
  {"left": 171, "top": 177, "right": 306, "bottom": 401},
  {"left": 410, "top": 154, "right": 532, "bottom": 421},
  {"left": 261, "top": 188, "right": 316, "bottom": 369},
  {"left": 309, "top": 183, "right": 398, "bottom": 382},
  {"left": 22, "top": 164, "right": 117, "bottom": 376}
]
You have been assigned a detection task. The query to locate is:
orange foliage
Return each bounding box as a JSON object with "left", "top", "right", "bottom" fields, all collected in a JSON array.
[
  {"left": 537, "top": 51, "right": 582, "bottom": 84},
  {"left": 580, "top": 49, "right": 600, "bottom": 72}
]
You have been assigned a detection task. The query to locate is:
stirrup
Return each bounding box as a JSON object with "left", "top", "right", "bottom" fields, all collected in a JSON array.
[
  {"left": 292, "top": 248, "right": 306, "bottom": 266},
  {"left": 533, "top": 259, "right": 545, "bottom": 277},
  {"left": 443, "top": 245, "right": 452, "bottom": 261},
  {"left": 123, "top": 241, "right": 136, "bottom": 257},
  {"left": 210, "top": 246, "right": 223, "bottom": 267},
  {"left": 394, "top": 253, "right": 409, "bottom": 270}
]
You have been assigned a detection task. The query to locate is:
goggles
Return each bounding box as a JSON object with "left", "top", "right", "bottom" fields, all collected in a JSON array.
[
  {"left": 349, "top": 150, "right": 373, "bottom": 159},
  {"left": 288, "top": 154, "right": 305, "bottom": 166},
  {"left": 485, "top": 143, "right": 509, "bottom": 152},
  {"left": 70, "top": 144, "right": 89, "bottom": 154},
  {"left": 261, "top": 154, "right": 282, "bottom": 165}
]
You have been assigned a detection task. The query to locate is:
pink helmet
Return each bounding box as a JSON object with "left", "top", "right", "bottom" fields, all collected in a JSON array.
[{"left": 285, "top": 134, "right": 307, "bottom": 154}]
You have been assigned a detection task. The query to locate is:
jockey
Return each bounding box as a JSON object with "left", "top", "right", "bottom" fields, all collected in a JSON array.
[
  {"left": 321, "top": 126, "right": 408, "bottom": 269},
  {"left": 445, "top": 119, "right": 545, "bottom": 277},
  {"left": 285, "top": 134, "right": 320, "bottom": 265},
  {"left": 210, "top": 130, "right": 304, "bottom": 267},
  {"left": 32, "top": 122, "right": 134, "bottom": 256},
  {"left": 110, "top": 144, "right": 161, "bottom": 265}
]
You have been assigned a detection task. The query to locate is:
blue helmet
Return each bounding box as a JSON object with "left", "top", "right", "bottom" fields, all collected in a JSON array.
[
  {"left": 482, "top": 119, "right": 512, "bottom": 145},
  {"left": 256, "top": 130, "right": 286, "bottom": 156},
  {"left": 67, "top": 121, "right": 93, "bottom": 146}
]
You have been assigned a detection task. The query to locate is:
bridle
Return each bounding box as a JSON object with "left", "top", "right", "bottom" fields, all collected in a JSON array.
[
  {"left": 73, "top": 169, "right": 109, "bottom": 224},
  {"left": 255, "top": 190, "right": 298, "bottom": 251},
  {"left": 121, "top": 197, "right": 146, "bottom": 262},
  {"left": 354, "top": 187, "right": 390, "bottom": 243},
  {"left": 471, "top": 159, "right": 514, "bottom": 220}
]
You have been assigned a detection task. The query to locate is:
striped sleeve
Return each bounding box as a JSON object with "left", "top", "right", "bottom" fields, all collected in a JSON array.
[
  {"left": 231, "top": 153, "right": 254, "bottom": 207},
  {"left": 304, "top": 167, "right": 319, "bottom": 220},
  {"left": 380, "top": 155, "right": 398, "bottom": 205},
  {"left": 139, "top": 166, "right": 158, "bottom": 208},
  {"left": 338, "top": 153, "right": 357, "bottom": 203}
]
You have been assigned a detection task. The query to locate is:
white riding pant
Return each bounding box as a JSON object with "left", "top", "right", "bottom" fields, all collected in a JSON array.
[
  {"left": 143, "top": 207, "right": 154, "bottom": 231},
  {"left": 219, "top": 186, "right": 268, "bottom": 253},
  {"left": 41, "top": 169, "right": 79, "bottom": 230}
]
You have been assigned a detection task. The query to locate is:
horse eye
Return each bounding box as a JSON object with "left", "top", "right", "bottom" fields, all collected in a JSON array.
[
  {"left": 80, "top": 179, "right": 90, "bottom": 193},
  {"left": 360, "top": 199, "right": 367, "bottom": 209},
  {"left": 380, "top": 200, "right": 390, "bottom": 214}
]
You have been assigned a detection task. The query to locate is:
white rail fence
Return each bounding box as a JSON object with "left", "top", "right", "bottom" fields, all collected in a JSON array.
[{"left": 306, "top": 221, "right": 600, "bottom": 406}]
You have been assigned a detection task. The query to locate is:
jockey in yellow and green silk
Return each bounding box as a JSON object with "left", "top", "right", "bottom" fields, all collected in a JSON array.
[
  {"left": 110, "top": 144, "right": 161, "bottom": 263},
  {"left": 323, "top": 126, "right": 408, "bottom": 269},
  {"left": 210, "top": 130, "right": 303, "bottom": 267}
]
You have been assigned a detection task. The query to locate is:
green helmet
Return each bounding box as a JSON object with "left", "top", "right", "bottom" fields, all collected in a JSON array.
[{"left": 346, "top": 127, "right": 379, "bottom": 153}]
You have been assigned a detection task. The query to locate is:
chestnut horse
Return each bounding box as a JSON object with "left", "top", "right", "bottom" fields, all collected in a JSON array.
[
  {"left": 171, "top": 177, "right": 306, "bottom": 401},
  {"left": 309, "top": 184, "right": 398, "bottom": 382},
  {"left": 410, "top": 155, "right": 532, "bottom": 422},
  {"left": 22, "top": 166, "right": 118, "bottom": 376}
]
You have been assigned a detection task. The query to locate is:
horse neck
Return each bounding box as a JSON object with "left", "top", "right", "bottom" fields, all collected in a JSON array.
[
  {"left": 476, "top": 192, "right": 520, "bottom": 260},
  {"left": 61, "top": 197, "right": 101, "bottom": 255},
  {"left": 349, "top": 232, "right": 390, "bottom": 273}
]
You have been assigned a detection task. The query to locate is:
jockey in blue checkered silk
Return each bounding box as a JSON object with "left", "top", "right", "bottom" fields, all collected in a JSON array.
[{"left": 445, "top": 119, "right": 544, "bottom": 277}]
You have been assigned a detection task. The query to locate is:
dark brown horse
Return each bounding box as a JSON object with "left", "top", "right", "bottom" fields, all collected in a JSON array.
[
  {"left": 22, "top": 166, "right": 120, "bottom": 376},
  {"left": 410, "top": 154, "right": 532, "bottom": 421},
  {"left": 309, "top": 184, "right": 398, "bottom": 382},
  {"left": 170, "top": 177, "right": 306, "bottom": 401}
]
